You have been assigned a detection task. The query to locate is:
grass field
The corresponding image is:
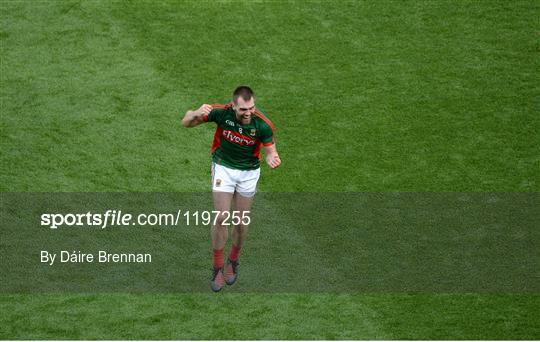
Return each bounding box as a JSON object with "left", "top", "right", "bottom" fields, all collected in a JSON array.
[{"left": 1, "top": 0, "right": 539, "bottom": 339}]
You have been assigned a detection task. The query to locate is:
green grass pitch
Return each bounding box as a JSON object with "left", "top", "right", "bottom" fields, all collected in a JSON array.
[{"left": 1, "top": 0, "right": 539, "bottom": 339}]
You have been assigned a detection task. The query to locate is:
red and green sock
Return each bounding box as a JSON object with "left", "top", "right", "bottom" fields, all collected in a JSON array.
[
  {"left": 213, "top": 248, "right": 224, "bottom": 269},
  {"left": 228, "top": 244, "right": 242, "bottom": 262}
]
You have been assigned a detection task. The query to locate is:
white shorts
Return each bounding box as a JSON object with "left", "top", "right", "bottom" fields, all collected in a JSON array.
[{"left": 211, "top": 162, "right": 260, "bottom": 197}]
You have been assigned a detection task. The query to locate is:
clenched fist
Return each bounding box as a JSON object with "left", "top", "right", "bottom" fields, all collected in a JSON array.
[{"left": 197, "top": 104, "right": 213, "bottom": 119}]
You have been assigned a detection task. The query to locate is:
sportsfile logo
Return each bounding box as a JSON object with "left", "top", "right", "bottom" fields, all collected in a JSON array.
[
  {"left": 40, "top": 210, "right": 182, "bottom": 229},
  {"left": 222, "top": 130, "right": 256, "bottom": 146}
]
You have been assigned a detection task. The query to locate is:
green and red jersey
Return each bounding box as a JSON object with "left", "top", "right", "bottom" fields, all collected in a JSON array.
[{"left": 202, "top": 103, "right": 275, "bottom": 170}]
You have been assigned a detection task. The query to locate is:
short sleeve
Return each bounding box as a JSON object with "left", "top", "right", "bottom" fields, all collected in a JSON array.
[
  {"left": 259, "top": 123, "right": 274, "bottom": 146},
  {"left": 204, "top": 109, "right": 225, "bottom": 124}
]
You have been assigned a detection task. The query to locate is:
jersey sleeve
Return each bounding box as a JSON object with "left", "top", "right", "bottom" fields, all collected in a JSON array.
[
  {"left": 259, "top": 122, "right": 274, "bottom": 146},
  {"left": 203, "top": 108, "right": 225, "bottom": 124}
]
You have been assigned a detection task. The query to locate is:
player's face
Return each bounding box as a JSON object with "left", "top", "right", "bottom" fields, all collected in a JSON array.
[{"left": 233, "top": 97, "right": 255, "bottom": 125}]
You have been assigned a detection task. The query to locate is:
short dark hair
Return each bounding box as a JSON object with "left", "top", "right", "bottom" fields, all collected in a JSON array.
[{"left": 233, "top": 86, "right": 255, "bottom": 104}]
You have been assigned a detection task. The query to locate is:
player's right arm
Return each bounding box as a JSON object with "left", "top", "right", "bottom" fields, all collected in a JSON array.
[{"left": 182, "top": 104, "right": 212, "bottom": 128}]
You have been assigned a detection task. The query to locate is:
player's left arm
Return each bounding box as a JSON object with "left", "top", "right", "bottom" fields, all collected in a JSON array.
[
  {"left": 263, "top": 143, "right": 281, "bottom": 169},
  {"left": 259, "top": 115, "right": 281, "bottom": 169}
]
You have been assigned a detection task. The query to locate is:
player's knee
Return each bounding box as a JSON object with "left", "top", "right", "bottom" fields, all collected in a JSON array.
[
  {"left": 235, "top": 222, "right": 248, "bottom": 232},
  {"left": 214, "top": 212, "right": 229, "bottom": 227}
]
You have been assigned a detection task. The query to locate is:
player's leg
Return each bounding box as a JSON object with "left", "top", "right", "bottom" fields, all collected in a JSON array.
[
  {"left": 210, "top": 163, "right": 235, "bottom": 292},
  {"left": 231, "top": 192, "right": 254, "bottom": 251},
  {"left": 212, "top": 190, "right": 233, "bottom": 250},
  {"left": 225, "top": 168, "right": 259, "bottom": 285}
]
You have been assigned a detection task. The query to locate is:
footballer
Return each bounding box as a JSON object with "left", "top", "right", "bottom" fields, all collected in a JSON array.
[{"left": 182, "top": 86, "right": 281, "bottom": 292}]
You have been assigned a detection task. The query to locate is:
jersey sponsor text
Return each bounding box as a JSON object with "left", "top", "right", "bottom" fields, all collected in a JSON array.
[{"left": 223, "top": 130, "right": 256, "bottom": 146}]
